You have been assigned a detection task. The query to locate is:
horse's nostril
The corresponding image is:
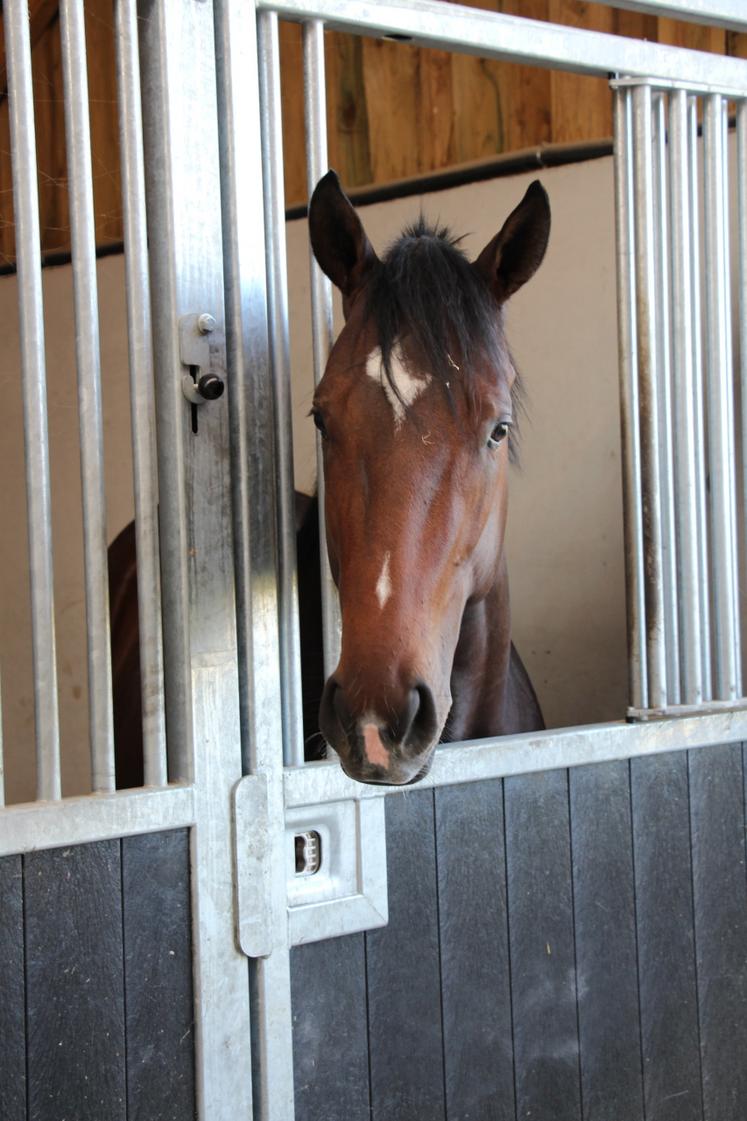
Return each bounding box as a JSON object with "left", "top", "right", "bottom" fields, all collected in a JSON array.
[{"left": 411, "top": 682, "right": 438, "bottom": 745}]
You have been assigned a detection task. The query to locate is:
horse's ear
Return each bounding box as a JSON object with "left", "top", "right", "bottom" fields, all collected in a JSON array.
[
  {"left": 309, "top": 170, "right": 378, "bottom": 310},
  {"left": 473, "top": 180, "right": 550, "bottom": 303}
]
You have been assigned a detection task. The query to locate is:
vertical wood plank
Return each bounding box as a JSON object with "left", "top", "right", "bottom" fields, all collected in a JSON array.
[
  {"left": 361, "top": 38, "right": 421, "bottom": 184},
  {"left": 0, "top": 99, "right": 16, "bottom": 265},
  {"left": 505, "top": 769, "right": 581, "bottom": 1121},
  {"left": 24, "top": 840, "right": 126, "bottom": 1121},
  {"left": 30, "top": 19, "right": 70, "bottom": 256},
  {"left": 689, "top": 744, "right": 747, "bottom": 1121},
  {"left": 436, "top": 779, "right": 515, "bottom": 1121},
  {"left": 325, "top": 31, "right": 372, "bottom": 189},
  {"left": 631, "top": 753, "right": 702, "bottom": 1121},
  {"left": 549, "top": 1, "right": 613, "bottom": 143},
  {"left": 122, "top": 829, "right": 196, "bottom": 1121},
  {"left": 657, "top": 18, "right": 726, "bottom": 55},
  {"left": 614, "top": 9, "right": 658, "bottom": 42},
  {"left": 570, "top": 762, "right": 644, "bottom": 1121},
  {"left": 417, "top": 47, "right": 455, "bottom": 172},
  {"left": 280, "top": 19, "right": 307, "bottom": 207},
  {"left": 291, "top": 935, "right": 370, "bottom": 1121},
  {"left": 727, "top": 31, "right": 747, "bottom": 59},
  {"left": 0, "top": 856, "right": 26, "bottom": 1121},
  {"left": 84, "top": 0, "right": 122, "bottom": 249},
  {"left": 497, "top": 0, "right": 551, "bottom": 155},
  {"left": 366, "top": 789, "right": 446, "bottom": 1121}
]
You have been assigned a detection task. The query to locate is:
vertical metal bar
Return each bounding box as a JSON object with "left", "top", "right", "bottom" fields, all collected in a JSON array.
[
  {"left": 632, "top": 84, "right": 667, "bottom": 709},
  {"left": 652, "top": 92, "right": 680, "bottom": 704},
  {"left": 139, "top": 0, "right": 192, "bottom": 783},
  {"left": 613, "top": 87, "right": 647, "bottom": 712},
  {"left": 6, "top": 0, "right": 61, "bottom": 800},
  {"left": 723, "top": 99, "right": 742, "bottom": 693},
  {"left": 688, "top": 96, "right": 712, "bottom": 700},
  {"left": 703, "top": 94, "right": 739, "bottom": 700},
  {"left": 669, "top": 89, "right": 702, "bottom": 705},
  {"left": 114, "top": 0, "right": 167, "bottom": 786},
  {"left": 138, "top": 0, "right": 254, "bottom": 1116},
  {"left": 739, "top": 99, "right": 747, "bottom": 697},
  {"left": 216, "top": 1, "right": 296, "bottom": 1117},
  {"left": 258, "top": 11, "right": 305, "bottom": 768},
  {"left": 303, "top": 19, "right": 342, "bottom": 684},
  {"left": 58, "top": 0, "right": 115, "bottom": 791}
]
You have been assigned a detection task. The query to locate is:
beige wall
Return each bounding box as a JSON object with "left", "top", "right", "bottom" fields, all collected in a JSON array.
[{"left": 0, "top": 155, "right": 627, "bottom": 804}]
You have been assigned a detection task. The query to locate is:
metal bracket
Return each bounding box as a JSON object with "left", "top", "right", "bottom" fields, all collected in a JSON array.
[
  {"left": 178, "top": 312, "right": 226, "bottom": 405},
  {"left": 233, "top": 774, "right": 388, "bottom": 957}
]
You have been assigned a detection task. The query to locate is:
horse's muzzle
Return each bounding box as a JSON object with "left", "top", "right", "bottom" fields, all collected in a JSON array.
[{"left": 319, "top": 677, "right": 439, "bottom": 785}]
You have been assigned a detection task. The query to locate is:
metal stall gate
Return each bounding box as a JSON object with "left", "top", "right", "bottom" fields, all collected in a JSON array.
[
  {"left": 1, "top": 1, "right": 747, "bottom": 1121},
  {"left": 0, "top": 1, "right": 253, "bottom": 1118}
]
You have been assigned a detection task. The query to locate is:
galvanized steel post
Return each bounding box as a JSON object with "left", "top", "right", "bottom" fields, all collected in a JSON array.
[
  {"left": 303, "top": 19, "right": 343, "bottom": 684},
  {"left": 258, "top": 11, "right": 306, "bottom": 769},
  {"left": 59, "top": 0, "right": 116, "bottom": 791},
  {"left": 5, "top": 0, "right": 62, "bottom": 800},
  {"left": 703, "top": 94, "right": 740, "bottom": 700},
  {"left": 613, "top": 86, "right": 648, "bottom": 712},
  {"left": 668, "top": 88, "right": 702, "bottom": 705},
  {"left": 632, "top": 84, "right": 667, "bottom": 709},
  {"left": 114, "top": 0, "right": 167, "bottom": 786}
]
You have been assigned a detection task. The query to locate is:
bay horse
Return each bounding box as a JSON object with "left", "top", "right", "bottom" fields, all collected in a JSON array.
[
  {"left": 307, "top": 171, "right": 549, "bottom": 785},
  {"left": 109, "top": 173, "right": 549, "bottom": 788}
]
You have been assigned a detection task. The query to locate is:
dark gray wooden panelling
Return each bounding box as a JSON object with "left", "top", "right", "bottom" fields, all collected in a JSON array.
[
  {"left": 0, "top": 856, "right": 26, "bottom": 1121},
  {"left": 570, "top": 761, "right": 644, "bottom": 1121},
  {"left": 290, "top": 743, "right": 747, "bottom": 1120},
  {"left": 122, "top": 829, "right": 196, "bottom": 1121},
  {"left": 631, "top": 752, "right": 702, "bottom": 1121},
  {"left": 24, "top": 840, "right": 127, "bottom": 1121},
  {"left": 366, "top": 789, "right": 446, "bottom": 1121},
  {"left": 504, "top": 769, "right": 582, "bottom": 1121},
  {"left": 689, "top": 744, "right": 747, "bottom": 1121},
  {"left": 435, "top": 779, "right": 515, "bottom": 1121},
  {"left": 291, "top": 935, "right": 370, "bottom": 1121}
]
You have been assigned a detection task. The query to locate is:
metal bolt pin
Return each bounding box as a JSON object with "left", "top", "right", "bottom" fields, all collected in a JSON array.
[{"left": 197, "top": 313, "right": 216, "bottom": 334}]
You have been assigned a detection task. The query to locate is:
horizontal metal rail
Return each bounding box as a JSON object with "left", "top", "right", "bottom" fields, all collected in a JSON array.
[
  {"left": 257, "top": 0, "right": 747, "bottom": 95},
  {"left": 0, "top": 784, "right": 195, "bottom": 858},
  {"left": 595, "top": 0, "right": 747, "bottom": 32},
  {"left": 285, "top": 711, "right": 747, "bottom": 808}
]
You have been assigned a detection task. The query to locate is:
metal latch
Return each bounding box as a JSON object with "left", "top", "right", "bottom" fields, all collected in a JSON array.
[{"left": 179, "top": 312, "right": 225, "bottom": 405}]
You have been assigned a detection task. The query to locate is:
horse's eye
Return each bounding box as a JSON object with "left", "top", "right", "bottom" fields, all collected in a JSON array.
[
  {"left": 312, "top": 409, "right": 328, "bottom": 440},
  {"left": 487, "top": 421, "right": 510, "bottom": 449}
]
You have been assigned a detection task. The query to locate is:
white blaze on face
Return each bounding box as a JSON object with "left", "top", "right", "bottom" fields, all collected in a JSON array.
[
  {"left": 375, "top": 551, "right": 392, "bottom": 610},
  {"left": 365, "top": 345, "right": 431, "bottom": 429},
  {"left": 362, "top": 722, "right": 390, "bottom": 768}
]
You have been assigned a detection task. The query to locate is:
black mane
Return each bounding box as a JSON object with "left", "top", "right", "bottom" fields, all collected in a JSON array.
[{"left": 364, "top": 217, "right": 524, "bottom": 441}]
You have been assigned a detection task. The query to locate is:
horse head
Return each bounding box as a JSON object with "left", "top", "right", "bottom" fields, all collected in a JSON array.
[{"left": 309, "top": 171, "right": 550, "bottom": 784}]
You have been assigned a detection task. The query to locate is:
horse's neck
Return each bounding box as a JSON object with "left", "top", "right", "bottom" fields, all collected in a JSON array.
[{"left": 446, "top": 559, "right": 544, "bottom": 740}]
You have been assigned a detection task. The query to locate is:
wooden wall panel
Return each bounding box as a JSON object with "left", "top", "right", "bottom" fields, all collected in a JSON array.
[
  {"left": 1, "top": 2, "right": 744, "bottom": 255},
  {"left": 549, "top": 1, "right": 614, "bottom": 144}
]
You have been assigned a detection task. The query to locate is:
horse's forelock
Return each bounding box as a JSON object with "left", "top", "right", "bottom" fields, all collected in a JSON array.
[{"left": 363, "top": 219, "right": 524, "bottom": 461}]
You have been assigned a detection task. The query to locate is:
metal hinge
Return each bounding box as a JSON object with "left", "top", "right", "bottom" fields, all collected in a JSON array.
[{"left": 233, "top": 774, "right": 388, "bottom": 957}]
